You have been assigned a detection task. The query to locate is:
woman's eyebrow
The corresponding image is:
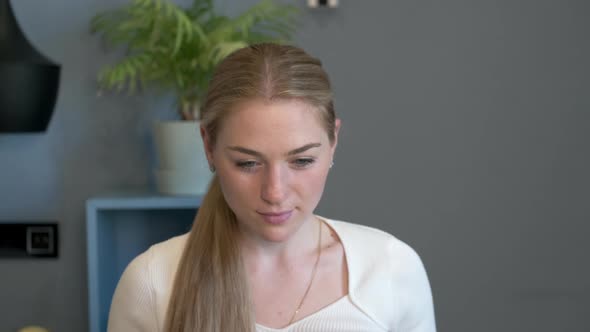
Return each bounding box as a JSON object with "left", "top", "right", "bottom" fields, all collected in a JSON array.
[
  {"left": 287, "top": 143, "right": 322, "bottom": 156},
  {"left": 227, "top": 143, "right": 322, "bottom": 157}
]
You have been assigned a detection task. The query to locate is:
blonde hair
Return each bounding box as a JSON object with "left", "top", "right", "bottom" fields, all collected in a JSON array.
[{"left": 163, "top": 43, "right": 336, "bottom": 332}]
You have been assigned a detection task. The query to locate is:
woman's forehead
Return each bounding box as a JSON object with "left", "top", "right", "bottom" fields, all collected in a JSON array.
[{"left": 216, "top": 98, "right": 329, "bottom": 150}]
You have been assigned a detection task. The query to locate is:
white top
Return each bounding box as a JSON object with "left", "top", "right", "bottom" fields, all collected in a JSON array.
[
  {"left": 255, "top": 296, "right": 385, "bottom": 332},
  {"left": 107, "top": 217, "right": 436, "bottom": 332}
]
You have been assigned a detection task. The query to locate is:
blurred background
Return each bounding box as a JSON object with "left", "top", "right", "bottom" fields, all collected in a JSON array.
[{"left": 0, "top": 0, "right": 589, "bottom": 331}]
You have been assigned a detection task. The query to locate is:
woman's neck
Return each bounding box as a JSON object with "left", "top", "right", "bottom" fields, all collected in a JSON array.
[{"left": 238, "top": 216, "right": 321, "bottom": 268}]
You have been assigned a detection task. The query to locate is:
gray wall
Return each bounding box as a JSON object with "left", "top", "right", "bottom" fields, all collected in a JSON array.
[{"left": 1, "top": 0, "right": 589, "bottom": 331}]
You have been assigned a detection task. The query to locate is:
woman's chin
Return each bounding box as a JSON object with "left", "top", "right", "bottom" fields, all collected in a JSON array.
[
  {"left": 254, "top": 222, "right": 300, "bottom": 243},
  {"left": 237, "top": 210, "right": 315, "bottom": 243}
]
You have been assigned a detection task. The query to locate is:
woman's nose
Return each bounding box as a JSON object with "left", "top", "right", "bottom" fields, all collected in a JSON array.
[{"left": 260, "top": 164, "right": 288, "bottom": 205}]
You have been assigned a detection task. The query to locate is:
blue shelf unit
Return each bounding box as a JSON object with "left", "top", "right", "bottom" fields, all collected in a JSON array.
[{"left": 86, "top": 193, "right": 202, "bottom": 332}]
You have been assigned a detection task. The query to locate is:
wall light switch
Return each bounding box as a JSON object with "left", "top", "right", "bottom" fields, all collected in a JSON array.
[
  {"left": 27, "top": 226, "right": 55, "bottom": 255},
  {"left": 0, "top": 223, "right": 58, "bottom": 258}
]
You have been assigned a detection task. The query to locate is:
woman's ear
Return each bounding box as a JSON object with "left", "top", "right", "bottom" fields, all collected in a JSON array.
[
  {"left": 331, "top": 118, "right": 341, "bottom": 155},
  {"left": 200, "top": 126, "right": 214, "bottom": 166}
]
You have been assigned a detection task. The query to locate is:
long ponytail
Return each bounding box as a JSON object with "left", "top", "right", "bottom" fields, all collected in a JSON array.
[{"left": 163, "top": 176, "right": 254, "bottom": 331}]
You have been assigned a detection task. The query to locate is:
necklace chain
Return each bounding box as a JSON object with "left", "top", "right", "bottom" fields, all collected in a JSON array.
[{"left": 288, "top": 219, "right": 322, "bottom": 325}]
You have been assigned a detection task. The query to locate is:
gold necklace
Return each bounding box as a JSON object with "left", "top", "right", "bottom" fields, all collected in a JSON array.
[{"left": 288, "top": 219, "right": 322, "bottom": 325}]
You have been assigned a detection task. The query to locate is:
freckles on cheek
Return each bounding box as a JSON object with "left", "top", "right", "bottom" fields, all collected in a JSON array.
[
  {"left": 301, "top": 168, "right": 330, "bottom": 198},
  {"left": 218, "top": 171, "right": 256, "bottom": 204},
  {"left": 218, "top": 180, "right": 246, "bottom": 216}
]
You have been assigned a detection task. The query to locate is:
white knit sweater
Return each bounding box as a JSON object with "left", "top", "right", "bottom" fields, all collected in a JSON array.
[{"left": 107, "top": 217, "right": 436, "bottom": 332}]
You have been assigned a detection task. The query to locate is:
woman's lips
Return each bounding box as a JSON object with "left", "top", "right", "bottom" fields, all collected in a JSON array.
[{"left": 257, "top": 210, "right": 293, "bottom": 225}]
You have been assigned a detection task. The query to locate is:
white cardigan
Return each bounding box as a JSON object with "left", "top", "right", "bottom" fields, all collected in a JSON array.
[{"left": 107, "top": 218, "right": 436, "bottom": 332}]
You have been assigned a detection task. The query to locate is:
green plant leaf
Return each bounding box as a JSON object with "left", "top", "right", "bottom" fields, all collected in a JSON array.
[{"left": 91, "top": 0, "right": 300, "bottom": 116}]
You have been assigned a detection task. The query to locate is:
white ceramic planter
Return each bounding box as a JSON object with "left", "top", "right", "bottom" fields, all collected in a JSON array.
[{"left": 153, "top": 121, "right": 212, "bottom": 195}]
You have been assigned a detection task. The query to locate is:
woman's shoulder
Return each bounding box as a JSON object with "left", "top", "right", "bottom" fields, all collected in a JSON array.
[
  {"left": 148, "top": 232, "right": 190, "bottom": 260},
  {"left": 137, "top": 232, "right": 190, "bottom": 282},
  {"left": 114, "top": 233, "right": 190, "bottom": 293},
  {"left": 322, "top": 217, "right": 419, "bottom": 263},
  {"left": 118, "top": 232, "right": 188, "bottom": 276},
  {"left": 321, "top": 217, "right": 435, "bottom": 331},
  {"left": 108, "top": 233, "right": 190, "bottom": 331}
]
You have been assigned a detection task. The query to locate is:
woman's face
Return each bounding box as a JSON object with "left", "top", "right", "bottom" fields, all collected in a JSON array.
[{"left": 202, "top": 98, "right": 339, "bottom": 243}]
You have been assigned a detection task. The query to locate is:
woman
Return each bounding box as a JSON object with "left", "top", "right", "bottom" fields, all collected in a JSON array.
[{"left": 108, "top": 43, "right": 436, "bottom": 332}]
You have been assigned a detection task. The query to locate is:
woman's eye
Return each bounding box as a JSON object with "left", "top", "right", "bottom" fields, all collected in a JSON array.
[
  {"left": 236, "top": 161, "right": 259, "bottom": 171},
  {"left": 292, "top": 158, "right": 315, "bottom": 168}
]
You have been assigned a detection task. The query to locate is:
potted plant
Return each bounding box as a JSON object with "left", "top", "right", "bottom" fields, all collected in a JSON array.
[{"left": 91, "top": 0, "right": 299, "bottom": 194}]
